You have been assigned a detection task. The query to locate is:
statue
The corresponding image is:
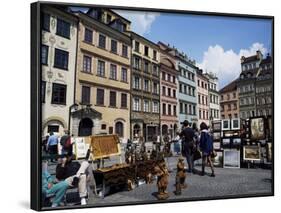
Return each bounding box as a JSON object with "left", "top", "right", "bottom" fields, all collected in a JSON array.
[
  {"left": 175, "top": 156, "right": 187, "bottom": 195},
  {"left": 154, "top": 160, "right": 169, "bottom": 200}
]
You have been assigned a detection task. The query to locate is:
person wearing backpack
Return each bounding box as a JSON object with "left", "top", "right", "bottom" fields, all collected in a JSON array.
[
  {"left": 199, "top": 122, "right": 215, "bottom": 177},
  {"left": 60, "top": 130, "right": 72, "bottom": 156}
]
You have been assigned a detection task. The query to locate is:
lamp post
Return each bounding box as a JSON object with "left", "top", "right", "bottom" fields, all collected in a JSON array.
[{"left": 68, "top": 103, "right": 78, "bottom": 133}]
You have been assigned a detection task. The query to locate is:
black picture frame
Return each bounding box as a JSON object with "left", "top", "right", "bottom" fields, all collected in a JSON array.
[{"left": 31, "top": 1, "right": 274, "bottom": 211}]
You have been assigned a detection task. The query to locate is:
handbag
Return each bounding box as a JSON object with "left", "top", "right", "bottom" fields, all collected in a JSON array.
[
  {"left": 211, "top": 150, "right": 217, "bottom": 158},
  {"left": 193, "top": 149, "right": 202, "bottom": 161}
]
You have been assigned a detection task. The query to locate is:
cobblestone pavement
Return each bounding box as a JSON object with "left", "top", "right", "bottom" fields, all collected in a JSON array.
[{"left": 46, "top": 153, "right": 272, "bottom": 207}]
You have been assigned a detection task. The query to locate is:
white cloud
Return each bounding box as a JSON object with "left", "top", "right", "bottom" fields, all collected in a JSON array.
[
  {"left": 197, "top": 43, "right": 268, "bottom": 88},
  {"left": 114, "top": 10, "right": 160, "bottom": 35}
]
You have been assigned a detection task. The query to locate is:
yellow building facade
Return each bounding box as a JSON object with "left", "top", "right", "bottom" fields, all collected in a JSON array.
[{"left": 71, "top": 9, "right": 131, "bottom": 141}]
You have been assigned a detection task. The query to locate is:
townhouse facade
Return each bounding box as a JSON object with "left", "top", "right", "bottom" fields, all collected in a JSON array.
[
  {"left": 130, "top": 32, "right": 161, "bottom": 142},
  {"left": 238, "top": 51, "right": 263, "bottom": 119},
  {"left": 219, "top": 79, "right": 239, "bottom": 119},
  {"left": 41, "top": 6, "right": 78, "bottom": 136},
  {"left": 158, "top": 44, "right": 178, "bottom": 139},
  {"left": 71, "top": 8, "right": 132, "bottom": 140},
  {"left": 205, "top": 72, "right": 220, "bottom": 121},
  {"left": 255, "top": 55, "right": 273, "bottom": 117},
  {"left": 197, "top": 69, "right": 210, "bottom": 126}
]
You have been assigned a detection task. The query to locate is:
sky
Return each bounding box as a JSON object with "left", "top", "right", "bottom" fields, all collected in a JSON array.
[{"left": 114, "top": 9, "right": 272, "bottom": 88}]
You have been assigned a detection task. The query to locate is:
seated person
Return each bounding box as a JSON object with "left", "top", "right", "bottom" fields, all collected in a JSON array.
[
  {"left": 56, "top": 155, "right": 91, "bottom": 205},
  {"left": 42, "top": 161, "right": 69, "bottom": 208}
]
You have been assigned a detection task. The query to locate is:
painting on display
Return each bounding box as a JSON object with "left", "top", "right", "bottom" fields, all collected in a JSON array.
[
  {"left": 243, "top": 145, "right": 261, "bottom": 161},
  {"left": 223, "top": 149, "right": 240, "bottom": 168},
  {"left": 250, "top": 117, "right": 265, "bottom": 141},
  {"left": 222, "top": 119, "right": 230, "bottom": 131}
]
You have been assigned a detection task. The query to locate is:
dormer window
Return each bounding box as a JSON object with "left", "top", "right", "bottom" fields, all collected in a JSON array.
[{"left": 240, "top": 74, "right": 245, "bottom": 79}]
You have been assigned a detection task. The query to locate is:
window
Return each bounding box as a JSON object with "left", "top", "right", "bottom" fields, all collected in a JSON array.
[
  {"left": 162, "top": 72, "right": 166, "bottom": 80},
  {"left": 83, "top": 55, "right": 91, "bottom": 73},
  {"left": 109, "top": 127, "right": 113, "bottom": 134},
  {"left": 110, "top": 64, "right": 117, "bottom": 80},
  {"left": 162, "top": 103, "right": 166, "bottom": 115},
  {"left": 51, "top": 83, "right": 67, "bottom": 105},
  {"left": 173, "top": 105, "right": 177, "bottom": 116},
  {"left": 153, "top": 50, "right": 157, "bottom": 60},
  {"left": 199, "top": 110, "right": 201, "bottom": 119},
  {"left": 122, "top": 44, "right": 128, "bottom": 57},
  {"left": 134, "top": 57, "right": 141, "bottom": 70},
  {"left": 111, "top": 40, "right": 117, "bottom": 53},
  {"left": 180, "top": 103, "right": 183, "bottom": 113},
  {"left": 198, "top": 80, "right": 200, "bottom": 86},
  {"left": 189, "top": 105, "right": 192, "bottom": 115},
  {"left": 144, "top": 79, "right": 149, "bottom": 92},
  {"left": 135, "top": 41, "right": 140, "bottom": 52},
  {"left": 144, "top": 100, "right": 149, "bottom": 112},
  {"left": 133, "top": 98, "right": 140, "bottom": 111},
  {"left": 41, "top": 45, "right": 48, "bottom": 65},
  {"left": 133, "top": 76, "right": 140, "bottom": 89},
  {"left": 96, "top": 88, "right": 104, "bottom": 105},
  {"left": 101, "top": 124, "right": 107, "bottom": 130},
  {"left": 97, "top": 60, "right": 105, "bottom": 77},
  {"left": 173, "top": 89, "right": 176, "bottom": 98},
  {"left": 162, "top": 86, "right": 166, "bottom": 96},
  {"left": 198, "top": 95, "right": 201, "bottom": 104},
  {"left": 168, "top": 88, "right": 171, "bottom": 97},
  {"left": 115, "top": 122, "right": 124, "bottom": 137},
  {"left": 179, "top": 84, "right": 182, "bottom": 93},
  {"left": 168, "top": 105, "right": 171, "bottom": 115},
  {"left": 184, "top": 85, "right": 187, "bottom": 94},
  {"left": 193, "top": 106, "right": 196, "bottom": 115},
  {"left": 144, "top": 46, "right": 149, "bottom": 56},
  {"left": 121, "top": 68, "right": 127, "bottom": 82},
  {"left": 81, "top": 86, "right": 90, "bottom": 104},
  {"left": 192, "top": 88, "right": 195, "bottom": 96},
  {"left": 84, "top": 28, "right": 93, "bottom": 43},
  {"left": 47, "top": 125, "right": 59, "bottom": 133},
  {"left": 41, "top": 81, "right": 46, "bottom": 103},
  {"left": 153, "top": 101, "right": 159, "bottom": 113},
  {"left": 121, "top": 93, "right": 127, "bottom": 108},
  {"left": 184, "top": 104, "right": 188, "bottom": 114},
  {"left": 153, "top": 65, "right": 158, "bottom": 76},
  {"left": 144, "top": 61, "right": 149, "bottom": 73},
  {"left": 54, "top": 49, "right": 68, "bottom": 70},
  {"left": 99, "top": 34, "right": 106, "bottom": 48},
  {"left": 173, "top": 76, "right": 176, "bottom": 83},
  {"left": 167, "top": 74, "right": 171, "bottom": 82},
  {"left": 56, "top": 18, "right": 70, "bottom": 39},
  {"left": 109, "top": 91, "right": 116, "bottom": 107},
  {"left": 42, "top": 13, "right": 50, "bottom": 31},
  {"left": 153, "top": 82, "right": 158, "bottom": 94}
]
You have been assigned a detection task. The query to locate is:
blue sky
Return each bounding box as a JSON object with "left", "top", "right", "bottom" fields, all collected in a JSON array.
[
  {"left": 115, "top": 10, "right": 272, "bottom": 88},
  {"left": 70, "top": 7, "right": 272, "bottom": 88}
]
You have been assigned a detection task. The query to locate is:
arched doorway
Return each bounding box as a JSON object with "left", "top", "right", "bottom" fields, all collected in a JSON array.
[
  {"left": 133, "top": 124, "right": 141, "bottom": 137},
  {"left": 78, "top": 118, "right": 93, "bottom": 136},
  {"left": 115, "top": 121, "right": 124, "bottom": 137},
  {"left": 162, "top": 124, "right": 168, "bottom": 136}
]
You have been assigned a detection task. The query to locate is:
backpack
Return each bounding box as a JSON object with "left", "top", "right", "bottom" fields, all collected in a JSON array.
[{"left": 60, "top": 135, "right": 71, "bottom": 149}]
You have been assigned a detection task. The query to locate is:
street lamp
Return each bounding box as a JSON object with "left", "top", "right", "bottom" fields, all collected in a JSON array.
[{"left": 68, "top": 103, "right": 79, "bottom": 133}]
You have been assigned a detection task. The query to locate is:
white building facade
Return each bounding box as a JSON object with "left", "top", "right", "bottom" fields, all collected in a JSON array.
[{"left": 41, "top": 6, "right": 78, "bottom": 136}]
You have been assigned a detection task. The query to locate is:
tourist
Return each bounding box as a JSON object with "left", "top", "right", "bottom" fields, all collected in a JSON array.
[{"left": 47, "top": 132, "right": 59, "bottom": 162}]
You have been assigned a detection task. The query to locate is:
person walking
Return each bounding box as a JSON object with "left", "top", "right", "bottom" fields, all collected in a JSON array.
[
  {"left": 180, "top": 120, "right": 195, "bottom": 173},
  {"left": 60, "top": 130, "right": 72, "bottom": 157},
  {"left": 199, "top": 122, "right": 215, "bottom": 177},
  {"left": 47, "top": 132, "right": 59, "bottom": 162}
]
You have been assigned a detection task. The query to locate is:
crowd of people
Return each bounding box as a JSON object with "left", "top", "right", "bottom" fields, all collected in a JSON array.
[
  {"left": 41, "top": 130, "right": 92, "bottom": 207},
  {"left": 41, "top": 121, "right": 215, "bottom": 207},
  {"left": 177, "top": 120, "right": 216, "bottom": 177}
]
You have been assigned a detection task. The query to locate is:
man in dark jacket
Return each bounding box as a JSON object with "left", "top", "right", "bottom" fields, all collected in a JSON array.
[{"left": 180, "top": 120, "right": 195, "bottom": 173}]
